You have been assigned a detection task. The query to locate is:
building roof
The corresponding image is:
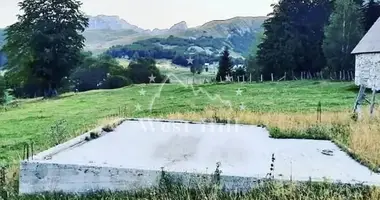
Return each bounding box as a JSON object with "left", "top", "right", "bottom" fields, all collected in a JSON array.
[{"left": 352, "top": 17, "right": 380, "bottom": 54}]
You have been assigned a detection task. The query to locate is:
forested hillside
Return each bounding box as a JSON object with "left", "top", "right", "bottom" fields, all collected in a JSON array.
[
  {"left": 0, "top": 29, "right": 6, "bottom": 67},
  {"left": 246, "top": 0, "right": 380, "bottom": 80},
  {"left": 105, "top": 35, "right": 247, "bottom": 67}
]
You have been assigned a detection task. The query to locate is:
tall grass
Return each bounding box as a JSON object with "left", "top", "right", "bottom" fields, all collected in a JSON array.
[{"left": 165, "top": 107, "right": 380, "bottom": 171}]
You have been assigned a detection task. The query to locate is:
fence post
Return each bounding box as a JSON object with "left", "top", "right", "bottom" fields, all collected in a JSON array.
[
  {"left": 250, "top": 74, "right": 252, "bottom": 83},
  {"left": 243, "top": 75, "right": 245, "bottom": 82},
  {"left": 271, "top": 73, "right": 274, "bottom": 82},
  {"left": 351, "top": 71, "right": 354, "bottom": 81},
  {"left": 284, "top": 72, "right": 287, "bottom": 81},
  {"left": 261, "top": 74, "right": 263, "bottom": 82},
  {"left": 343, "top": 70, "right": 346, "bottom": 80}
]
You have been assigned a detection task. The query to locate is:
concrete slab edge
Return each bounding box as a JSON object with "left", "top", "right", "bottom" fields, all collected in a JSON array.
[
  {"left": 333, "top": 139, "right": 380, "bottom": 173},
  {"left": 19, "top": 161, "right": 379, "bottom": 195},
  {"left": 31, "top": 118, "right": 127, "bottom": 161}
]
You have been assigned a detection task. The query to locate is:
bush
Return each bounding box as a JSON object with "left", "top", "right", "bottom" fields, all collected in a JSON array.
[
  {"left": 70, "top": 67, "right": 108, "bottom": 92},
  {"left": 126, "top": 58, "right": 167, "bottom": 84},
  {"left": 101, "top": 75, "right": 132, "bottom": 89}
]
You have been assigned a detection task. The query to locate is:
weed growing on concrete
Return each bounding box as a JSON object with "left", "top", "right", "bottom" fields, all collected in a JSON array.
[
  {"left": 212, "top": 162, "right": 222, "bottom": 186},
  {"left": 48, "top": 119, "right": 68, "bottom": 146},
  {"left": 101, "top": 125, "right": 114, "bottom": 132},
  {"left": 265, "top": 154, "right": 276, "bottom": 179}
]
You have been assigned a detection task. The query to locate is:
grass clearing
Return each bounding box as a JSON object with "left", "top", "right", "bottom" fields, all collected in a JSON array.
[{"left": 1, "top": 80, "right": 380, "bottom": 199}]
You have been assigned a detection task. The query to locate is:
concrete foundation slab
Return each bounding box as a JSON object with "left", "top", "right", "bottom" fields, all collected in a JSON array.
[{"left": 19, "top": 119, "right": 380, "bottom": 194}]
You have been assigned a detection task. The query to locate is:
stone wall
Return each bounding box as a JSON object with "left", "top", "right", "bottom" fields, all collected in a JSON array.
[{"left": 355, "top": 53, "right": 380, "bottom": 90}]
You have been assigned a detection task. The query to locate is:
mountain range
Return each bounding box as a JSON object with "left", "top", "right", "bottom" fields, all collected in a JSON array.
[
  {"left": 83, "top": 15, "right": 267, "bottom": 55},
  {"left": 0, "top": 15, "right": 267, "bottom": 67}
]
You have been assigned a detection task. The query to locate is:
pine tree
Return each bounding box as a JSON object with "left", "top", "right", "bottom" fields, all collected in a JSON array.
[
  {"left": 216, "top": 46, "right": 233, "bottom": 82},
  {"left": 256, "top": 0, "right": 333, "bottom": 80},
  {"left": 363, "top": 0, "right": 380, "bottom": 32},
  {"left": 323, "top": 0, "right": 364, "bottom": 72},
  {"left": 132, "top": 52, "right": 140, "bottom": 61}
]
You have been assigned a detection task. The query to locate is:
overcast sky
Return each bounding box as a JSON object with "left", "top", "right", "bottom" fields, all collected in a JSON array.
[{"left": 0, "top": 0, "right": 275, "bottom": 29}]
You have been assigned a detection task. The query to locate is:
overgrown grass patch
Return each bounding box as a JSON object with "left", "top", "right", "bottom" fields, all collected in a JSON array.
[
  {"left": 166, "top": 107, "right": 380, "bottom": 172},
  {"left": 8, "top": 181, "right": 380, "bottom": 200}
]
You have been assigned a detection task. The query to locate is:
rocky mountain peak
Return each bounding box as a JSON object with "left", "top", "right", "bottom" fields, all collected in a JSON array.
[{"left": 169, "top": 21, "right": 188, "bottom": 31}]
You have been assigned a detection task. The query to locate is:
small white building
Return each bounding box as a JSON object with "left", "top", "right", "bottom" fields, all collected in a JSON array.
[
  {"left": 351, "top": 17, "right": 380, "bottom": 114},
  {"left": 352, "top": 17, "right": 380, "bottom": 89}
]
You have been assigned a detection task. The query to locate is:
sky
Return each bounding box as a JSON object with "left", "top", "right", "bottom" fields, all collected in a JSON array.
[{"left": 0, "top": 0, "right": 275, "bottom": 29}]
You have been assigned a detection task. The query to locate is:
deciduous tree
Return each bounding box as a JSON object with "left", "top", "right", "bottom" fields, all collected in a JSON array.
[
  {"left": 323, "top": 0, "right": 364, "bottom": 72},
  {"left": 1, "top": 0, "right": 88, "bottom": 97}
]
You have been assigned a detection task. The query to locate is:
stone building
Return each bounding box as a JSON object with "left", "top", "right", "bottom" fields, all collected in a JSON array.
[{"left": 351, "top": 17, "right": 380, "bottom": 114}]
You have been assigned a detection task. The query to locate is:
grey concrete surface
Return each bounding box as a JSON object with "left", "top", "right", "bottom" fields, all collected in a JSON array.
[{"left": 19, "top": 119, "right": 380, "bottom": 194}]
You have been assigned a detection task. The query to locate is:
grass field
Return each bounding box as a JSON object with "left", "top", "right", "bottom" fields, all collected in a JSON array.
[
  {"left": 1, "top": 80, "right": 380, "bottom": 199},
  {"left": 0, "top": 81, "right": 356, "bottom": 164}
]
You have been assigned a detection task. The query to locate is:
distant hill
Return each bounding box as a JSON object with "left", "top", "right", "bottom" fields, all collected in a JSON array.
[
  {"left": 106, "top": 35, "right": 247, "bottom": 68},
  {"left": 85, "top": 15, "right": 267, "bottom": 56},
  {"left": 0, "top": 29, "right": 6, "bottom": 68},
  {"left": 0, "top": 15, "right": 267, "bottom": 60},
  {"left": 87, "top": 15, "right": 148, "bottom": 33},
  {"left": 0, "top": 29, "right": 5, "bottom": 47}
]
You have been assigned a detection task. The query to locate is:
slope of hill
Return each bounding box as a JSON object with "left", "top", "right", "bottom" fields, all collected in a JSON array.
[
  {"left": 84, "top": 16, "right": 266, "bottom": 54},
  {"left": 184, "top": 16, "right": 267, "bottom": 38},
  {"left": 0, "top": 29, "right": 5, "bottom": 47},
  {"left": 0, "top": 29, "right": 6, "bottom": 68},
  {"left": 87, "top": 15, "right": 147, "bottom": 33}
]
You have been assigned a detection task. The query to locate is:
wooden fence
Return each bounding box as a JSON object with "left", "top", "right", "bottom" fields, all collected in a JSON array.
[{"left": 182, "top": 70, "right": 355, "bottom": 85}]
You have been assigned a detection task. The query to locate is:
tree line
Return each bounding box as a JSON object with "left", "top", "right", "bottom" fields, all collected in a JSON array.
[
  {"left": 246, "top": 0, "right": 380, "bottom": 80},
  {"left": 0, "top": 0, "right": 168, "bottom": 101},
  {"left": 105, "top": 35, "right": 245, "bottom": 68}
]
